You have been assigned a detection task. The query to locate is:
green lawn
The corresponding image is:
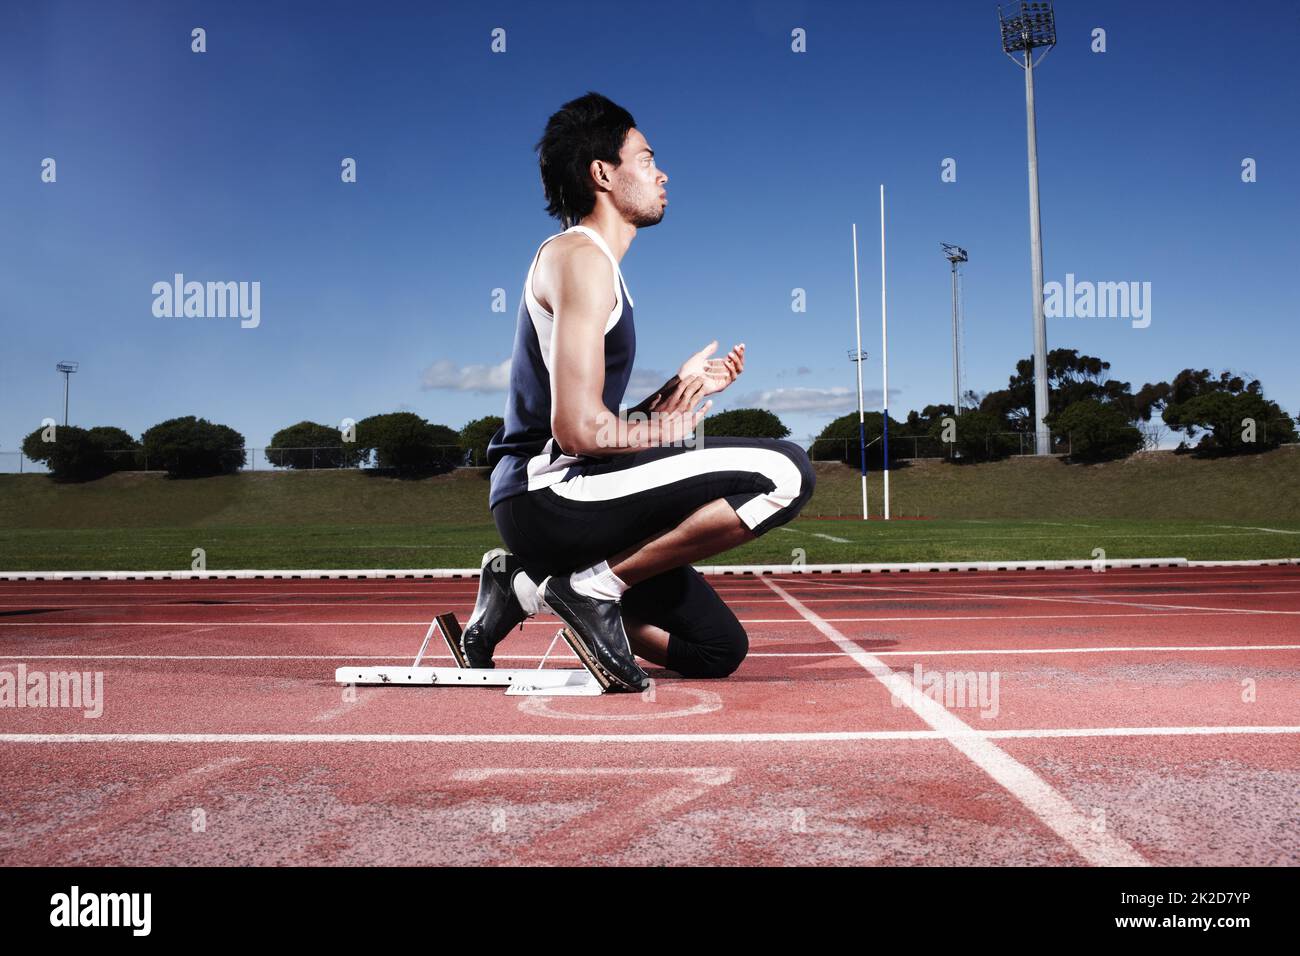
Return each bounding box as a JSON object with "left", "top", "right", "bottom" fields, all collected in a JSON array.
[
  {"left": 1, "top": 447, "right": 1296, "bottom": 570},
  {"left": 1, "top": 519, "right": 1296, "bottom": 571}
]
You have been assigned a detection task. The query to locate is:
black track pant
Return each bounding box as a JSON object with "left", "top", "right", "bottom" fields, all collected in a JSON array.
[{"left": 492, "top": 437, "right": 815, "bottom": 678}]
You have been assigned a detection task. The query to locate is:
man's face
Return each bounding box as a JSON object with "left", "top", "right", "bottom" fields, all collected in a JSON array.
[{"left": 608, "top": 127, "right": 668, "bottom": 228}]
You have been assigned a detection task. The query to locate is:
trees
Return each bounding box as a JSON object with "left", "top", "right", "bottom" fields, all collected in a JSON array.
[
  {"left": 901, "top": 404, "right": 955, "bottom": 438},
  {"left": 354, "top": 413, "right": 460, "bottom": 474},
  {"left": 927, "top": 409, "right": 1016, "bottom": 462},
  {"left": 459, "top": 416, "right": 504, "bottom": 466},
  {"left": 700, "top": 408, "right": 790, "bottom": 440},
  {"left": 266, "top": 421, "right": 368, "bottom": 469},
  {"left": 978, "top": 348, "right": 1147, "bottom": 428},
  {"left": 1137, "top": 369, "right": 1297, "bottom": 456},
  {"left": 141, "top": 417, "right": 246, "bottom": 477},
  {"left": 811, "top": 412, "right": 903, "bottom": 468},
  {"left": 1048, "top": 400, "right": 1144, "bottom": 462},
  {"left": 20, "top": 425, "right": 140, "bottom": 481}
]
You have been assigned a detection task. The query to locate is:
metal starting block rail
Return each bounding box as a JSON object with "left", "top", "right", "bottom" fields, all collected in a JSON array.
[{"left": 333, "top": 612, "right": 605, "bottom": 696}]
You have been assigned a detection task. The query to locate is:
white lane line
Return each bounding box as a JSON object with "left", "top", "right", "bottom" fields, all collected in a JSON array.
[
  {"left": 0, "top": 567, "right": 1291, "bottom": 596},
  {"left": 984, "top": 726, "right": 1300, "bottom": 739},
  {"left": 1213, "top": 526, "right": 1300, "bottom": 535},
  {"left": 756, "top": 588, "right": 1300, "bottom": 602},
  {"left": 453, "top": 767, "right": 735, "bottom": 784},
  {"left": 10, "top": 588, "right": 1300, "bottom": 610},
  {"left": 761, "top": 576, "right": 1148, "bottom": 867},
  {"left": 5, "top": 644, "right": 1299, "bottom": 662},
  {"left": 0, "top": 610, "right": 1273, "bottom": 627},
  {"left": 2, "top": 726, "right": 1296, "bottom": 745},
  {"left": 773, "top": 578, "right": 1300, "bottom": 618},
  {"left": 769, "top": 580, "right": 1300, "bottom": 595},
  {"left": 1071, "top": 596, "right": 1300, "bottom": 615},
  {"left": 764, "top": 573, "right": 1300, "bottom": 592},
  {"left": 864, "top": 644, "right": 1300, "bottom": 657},
  {"left": 954, "top": 590, "right": 1300, "bottom": 617},
  {"left": 776, "top": 527, "right": 852, "bottom": 544}
]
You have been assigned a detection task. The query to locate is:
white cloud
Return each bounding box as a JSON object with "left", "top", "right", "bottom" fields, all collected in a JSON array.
[
  {"left": 731, "top": 386, "right": 861, "bottom": 414},
  {"left": 420, "top": 358, "right": 511, "bottom": 393},
  {"left": 730, "top": 386, "right": 905, "bottom": 415}
]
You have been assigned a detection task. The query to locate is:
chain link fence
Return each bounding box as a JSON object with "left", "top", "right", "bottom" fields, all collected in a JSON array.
[
  {"left": 808, "top": 431, "right": 1074, "bottom": 461},
  {"left": 0, "top": 445, "right": 485, "bottom": 474},
  {"left": 0, "top": 424, "right": 1234, "bottom": 474}
]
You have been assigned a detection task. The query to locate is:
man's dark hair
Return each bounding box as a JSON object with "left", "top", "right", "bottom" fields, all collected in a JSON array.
[{"left": 535, "top": 92, "right": 637, "bottom": 228}]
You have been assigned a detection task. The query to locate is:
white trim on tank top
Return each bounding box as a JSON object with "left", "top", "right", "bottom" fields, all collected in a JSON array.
[{"left": 522, "top": 225, "right": 633, "bottom": 372}]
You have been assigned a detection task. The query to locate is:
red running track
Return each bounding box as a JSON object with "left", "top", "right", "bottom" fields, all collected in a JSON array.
[{"left": 1, "top": 565, "right": 1297, "bottom": 866}]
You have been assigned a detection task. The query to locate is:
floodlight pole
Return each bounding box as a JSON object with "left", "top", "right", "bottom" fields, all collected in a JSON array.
[
  {"left": 951, "top": 259, "right": 960, "bottom": 411},
  {"left": 1024, "top": 50, "right": 1050, "bottom": 455},
  {"left": 56, "top": 361, "right": 79, "bottom": 426},
  {"left": 1000, "top": 1, "right": 1056, "bottom": 456},
  {"left": 942, "top": 243, "right": 969, "bottom": 413}
]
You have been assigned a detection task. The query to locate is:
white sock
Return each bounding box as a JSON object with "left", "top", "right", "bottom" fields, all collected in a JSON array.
[
  {"left": 570, "top": 561, "right": 628, "bottom": 602},
  {"left": 511, "top": 570, "right": 542, "bottom": 616}
]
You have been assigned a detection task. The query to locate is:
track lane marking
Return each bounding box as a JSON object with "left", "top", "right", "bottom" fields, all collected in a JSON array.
[
  {"left": 7, "top": 587, "right": 1299, "bottom": 609},
  {"left": 760, "top": 576, "right": 1149, "bottom": 867},
  {"left": 0, "top": 610, "right": 1286, "bottom": 627},
  {"left": 5, "top": 644, "right": 1299, "bottom": 661},
  {"left": 2, "top": 726, "right": 1297, "bottom": 744}
]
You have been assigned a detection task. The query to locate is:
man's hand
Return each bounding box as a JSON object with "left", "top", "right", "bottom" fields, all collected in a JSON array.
[
  {"left": 678, "top": 341, "right": 744, "bottom": 397},
  {"left": 648, "top": 374, "right": 709, "bottom": 416}
]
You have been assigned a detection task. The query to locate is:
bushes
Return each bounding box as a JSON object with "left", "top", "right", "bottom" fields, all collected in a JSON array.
[
  {"left": 1163, "top": 389, "right": 1297, "bottom": 456},
  {"left": 1049, "top": 400, "right": 1144, "bottom": 462},
  {"left": 20, "top": 425, "right": 140, "bottom": 482},
  {"left": 812, "top": 412, "right": 904, "bottom": 468},
  {"left": 701, "top": 408, "right": 790, "bottom": 440},
  {"left": 354, "top": 413, "right": 461, "bottom": 474},
  {"left": 459, "top": 416, "right": 504, "bottom": 466},
  {"left": 927, "top": 410, "right": 1018, "bottom": 462},
  {"left": 267, "top": 421, "right": 368, "bottom": 469},
  {"left": 141, "top": 417, "right": 246, "bottom": 477}
]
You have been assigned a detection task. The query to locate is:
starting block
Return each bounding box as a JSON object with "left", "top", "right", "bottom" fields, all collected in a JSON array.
[{"left": 334, "top": 612, "right": 606, "bottom": 696}]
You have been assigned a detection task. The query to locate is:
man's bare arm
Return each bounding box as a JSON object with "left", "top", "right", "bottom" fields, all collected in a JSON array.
[
  {"left": 628, "top": 376, "right": 679, "bottom": 415},
  {"left": 545, "top": 240, "right": 708, "bottom": 456}
]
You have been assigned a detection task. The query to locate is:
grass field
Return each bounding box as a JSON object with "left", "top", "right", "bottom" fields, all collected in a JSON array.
[{"left": 1, "top": 447, "right": 1296, "bottom": 570}]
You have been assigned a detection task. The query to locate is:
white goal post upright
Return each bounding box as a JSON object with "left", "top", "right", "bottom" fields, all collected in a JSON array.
[
  {"left": 852, "top": 223, "right": 868, "bottom": 521},
  {"left": 880, "top": 185, "right": 891, "bottom": 521}
]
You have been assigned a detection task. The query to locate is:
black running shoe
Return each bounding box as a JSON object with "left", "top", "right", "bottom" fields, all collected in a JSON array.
[
  {"left": 461, "top": 549, "right": 530, "bottom": 668},
  {"left": 541, "top": 574, "right": 650, "bottom": 693}
]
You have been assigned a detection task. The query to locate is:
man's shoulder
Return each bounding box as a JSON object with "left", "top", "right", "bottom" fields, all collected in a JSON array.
[
  {"left": 533, "top": 231, "right": 614, "bottom": 305},
  {"left": 539, "top": 230, "right": 606, "bottom": 269}
]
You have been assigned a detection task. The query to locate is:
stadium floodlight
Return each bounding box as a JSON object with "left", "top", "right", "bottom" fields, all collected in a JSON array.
[
  {"left": 999, "top": 1, "right": 1057, "bottom": 53},
  {"left": 941, "top": 243, "right": 969, "bottom": 414},
  {"left": 56, "top": 361, "right": 79, "bottom": 426},
  {"left": 998, "top": 0, "right": 1056, "bottom": 455}
]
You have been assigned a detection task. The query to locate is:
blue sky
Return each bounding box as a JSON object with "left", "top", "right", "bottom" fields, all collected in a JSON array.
[{"left": 2, "top": 0, "right": 1297, "bottom": 460}]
